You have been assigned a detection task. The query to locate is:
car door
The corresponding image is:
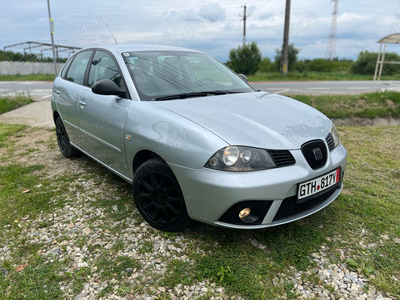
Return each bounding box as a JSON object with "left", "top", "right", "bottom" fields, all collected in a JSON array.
[
  {"left": 78, "top": 50, "right": 130, "bottom": 177},
  {"left": 54, "top": 50, "right": 93, "bottom": 144}
]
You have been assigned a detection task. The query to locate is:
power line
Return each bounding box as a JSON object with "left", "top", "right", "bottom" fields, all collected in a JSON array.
[{"left": 326, "top": 0, "right": 338, "bottom": 60}]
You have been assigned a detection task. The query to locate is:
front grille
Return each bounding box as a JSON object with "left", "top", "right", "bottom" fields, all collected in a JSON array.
[
  {"left": 301, "top": 140, "right": 328, "bottom": 170},
  {"left": 269, "top": 150, "right": 296, "bottom": 167},
  {"left": 273, "top": 185, "right": 338, "bottom": 222},
  {"left": 326, "top": 133, "right": 335, "bottom": 151},
  {"left": 218, "top": 200, "right": 273, "bottom": 225}
]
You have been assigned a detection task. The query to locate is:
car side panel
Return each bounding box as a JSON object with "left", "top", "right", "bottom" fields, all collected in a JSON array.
[
  {"left": 124, "top": 101, "right": 228, "bottom": 179},
  {"left": 53, "top": 77, "right": 82, "bottom": 143},
  {"left": 78, "top": 86, "right": 130, "bottom": 177}
]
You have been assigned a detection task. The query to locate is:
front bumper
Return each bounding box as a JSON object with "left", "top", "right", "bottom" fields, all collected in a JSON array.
[{"left": 169, "top": 143, "right": 347, "bottom": 229}]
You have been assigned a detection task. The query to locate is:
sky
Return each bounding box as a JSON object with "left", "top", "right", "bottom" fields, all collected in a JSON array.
[{"left": 0, "top": 0, "right": 399, "bottom": 63}]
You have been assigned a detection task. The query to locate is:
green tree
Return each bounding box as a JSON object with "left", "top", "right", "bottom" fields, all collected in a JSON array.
[
  {"left": 0, "top": 50, "right": 67, "bottom": 63},
  {"left": 350, "top": 51, "right": 400, "bottom": 75},
  {"left": 226, "top": 42, "right": 262, "bottom": 75},
  {"left": 273, "top": 43, "right": 300, "bottom": 72},
  {"left": 258, "top": 57, "right": 272, "bottom": 72}
]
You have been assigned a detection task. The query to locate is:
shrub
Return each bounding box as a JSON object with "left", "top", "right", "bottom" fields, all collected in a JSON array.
[
  {"left": 226, "top": 42, "right": 262, "bottom": 75},
  {"left": 350, "top": 51, "right": 400, "bottom": 75}
]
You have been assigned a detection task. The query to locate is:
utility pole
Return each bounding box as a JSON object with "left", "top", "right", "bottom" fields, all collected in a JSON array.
[
  {"left": 280, "top": 0, "right": 291, "bottom": 74},
  {"left": 46, "top": 0, "right": 58, "bottom": 77},
  {"left": 240, "top": 4, "right": 250, "bottom": 46},
  {"left": 326, "top": 0, "right": 339, "bottom": 60}
]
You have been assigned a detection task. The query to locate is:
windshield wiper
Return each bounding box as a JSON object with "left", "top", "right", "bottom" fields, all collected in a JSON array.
[{"left": 154, "top": 90, "right": 228, "bottom": 101}]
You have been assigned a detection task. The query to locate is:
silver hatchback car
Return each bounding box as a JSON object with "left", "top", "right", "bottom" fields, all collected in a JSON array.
[{"left": 51, "top": 45, "right": 347, "bottom": 231}]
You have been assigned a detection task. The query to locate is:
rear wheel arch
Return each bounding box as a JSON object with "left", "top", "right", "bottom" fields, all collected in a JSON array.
[
  {"left": 53, "top": 111, "right": 61, "bottom": 125},
  {"left": 55, "top": 116, "right": 80, "bottom": 158}
]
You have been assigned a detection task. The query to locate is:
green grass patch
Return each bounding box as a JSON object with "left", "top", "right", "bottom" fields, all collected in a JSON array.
[
  {"left": 0, "top": 123, "right": 27, "bottom": 147},
  {"left": 248, "top": 71, "right": 400, "bottom": 81},
  {"left": 0, "top": 164, "right": 48, "bottom": 228},
  {"left": 159, "top": 259, "right": 195, "bottom": 287},
  {"left": 0, "top": 257, "right": 66, "bottom": 299},
  {"left": 96, "top": 256, "right": 140, "bottom": 281},
  {"left": 0, "top": 74, "right": 55, "bottom": 81},
  {"left": 290, "top": 91, "right": 400, "bottom": 119},
  {"left": 0, "top": 96, "right": 33, "bottom": 115}
]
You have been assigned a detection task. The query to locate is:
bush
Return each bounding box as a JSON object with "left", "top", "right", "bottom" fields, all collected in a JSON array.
[
  {"left": 226, "top": 42, "right": 262, "bottom": 75},
  {"left": 302, "top": 59, "right": 352, "bottom": 73},
  {"left": 258, "top": 58, "right": 272, "bottom": 72},
  {"left": 295, "top": 61, "right": 309, "bottom": 73},
  {"left": 350, "top": 51, "right": 400, "bottom": 75},
  {"left": 273, "top": 43, "right": 300, "bottom": 72}
]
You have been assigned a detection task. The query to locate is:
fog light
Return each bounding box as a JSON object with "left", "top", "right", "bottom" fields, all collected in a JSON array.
[{"left": 239, "top": 207, "right": 251, "bottom": 219}]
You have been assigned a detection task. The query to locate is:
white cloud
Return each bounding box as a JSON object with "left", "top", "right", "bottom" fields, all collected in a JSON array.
[{"left": 1, "top": 0, "right": 399, "bottom": 61}]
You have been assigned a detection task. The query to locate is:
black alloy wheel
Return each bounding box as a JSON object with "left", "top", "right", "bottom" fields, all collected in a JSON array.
[{"left": 133, "top": 159, "right": 190, "bottom": 231}]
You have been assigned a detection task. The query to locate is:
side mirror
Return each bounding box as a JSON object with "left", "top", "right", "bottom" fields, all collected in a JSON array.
[
  {"left": 92, "top": 79, "right": 127, "bottom": 98},
  {"left": 238, "top": 74, "right": 248, "bottom": 82}
]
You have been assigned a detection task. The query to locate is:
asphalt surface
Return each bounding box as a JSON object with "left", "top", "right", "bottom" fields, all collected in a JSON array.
[
  {"left": 250, "top": 80, "right": 400, "bottom": 95},
  {"left": 1, "top": 80, "right": 400, "bottom": 101},
  {"left": 0, "top": 81, "right": 54, "bottom": 101}
]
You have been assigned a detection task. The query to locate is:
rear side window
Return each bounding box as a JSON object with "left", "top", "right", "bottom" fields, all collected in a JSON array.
[
  {"left": 87, "top": 51, "right": 122, "bottom": 87},
  {"left": 61, "top": 57, "right": 73, "bottom": 79},
  {"left": 66, "top": 51, "right": 92, "bottom": 85}
]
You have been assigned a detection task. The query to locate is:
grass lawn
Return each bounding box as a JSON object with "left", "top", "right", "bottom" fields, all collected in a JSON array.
[
  {"left": 0, "top": 96, "right": 34, "bottom": 115},
  {"left": 0, "top": 74, "right": 55, "bottom": 82},
  {"left": 0, "top": 124, "right": 399, "bottom": 299},
  {"left": 289, "top": 91, "right": 400, "bottom": 119},
  {"left": 248, "top": 71, "right": 400, "bottom": 82}
]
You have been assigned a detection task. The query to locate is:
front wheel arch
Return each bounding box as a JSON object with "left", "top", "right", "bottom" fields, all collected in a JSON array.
[{"left": 132, "top": 158, "right": 190, "bottom": 231}]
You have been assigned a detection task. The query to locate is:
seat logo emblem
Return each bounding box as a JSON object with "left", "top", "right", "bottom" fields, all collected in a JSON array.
[{"left": 312, "top": 148, "right": 323, "bottom": 161}]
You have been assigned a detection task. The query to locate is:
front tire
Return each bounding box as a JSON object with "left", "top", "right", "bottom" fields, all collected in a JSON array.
[
  {"left": 132, "top": 159, "right": 190, "bottom": 231},
  {"left": 55, "top": 117, "right": 80, "bottom": 158}
]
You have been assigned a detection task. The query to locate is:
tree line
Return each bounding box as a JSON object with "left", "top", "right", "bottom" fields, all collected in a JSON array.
[
  {"left": 0, "top": 50, "right": 67, "bottom": 63},
  {"left": 225, "top": 42, "right": 400, "bottom": 76}
]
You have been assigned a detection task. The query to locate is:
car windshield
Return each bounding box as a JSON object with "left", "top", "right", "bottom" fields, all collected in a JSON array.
[{"left": 122, "top": 51, "right": 255, "bottom": 101}]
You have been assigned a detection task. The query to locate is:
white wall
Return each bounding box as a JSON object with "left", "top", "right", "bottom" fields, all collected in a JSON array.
[{"left": 0, "top": 61, "right": 64, "bottom": 75}]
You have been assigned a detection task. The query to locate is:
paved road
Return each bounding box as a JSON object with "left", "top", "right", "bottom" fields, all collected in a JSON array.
[
  {"left": 250, "top": 80, "right": 400, "bottom": 95},
  {"left": 0, "top": 81, "right": 54, "bottom": 101},
  {"left": 1, "top": 80, "right": 400, "bottom": 100}
]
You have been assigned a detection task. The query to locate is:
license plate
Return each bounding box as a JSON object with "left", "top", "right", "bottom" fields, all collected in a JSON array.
[{"left": 298, "top": 168, "right": 340, "bottom": 200}]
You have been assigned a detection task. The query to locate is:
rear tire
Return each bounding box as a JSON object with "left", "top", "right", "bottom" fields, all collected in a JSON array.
[
  {"left": 55, "top": 117, "right": 80, "bottom": 158},
  {"left": 132, "top": 159, "right": 190, "bottom": 231}
]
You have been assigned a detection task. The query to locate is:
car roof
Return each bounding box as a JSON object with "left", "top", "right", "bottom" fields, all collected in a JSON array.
[{"left": 81, "top": 44, "right": 205, "bottom": 56}]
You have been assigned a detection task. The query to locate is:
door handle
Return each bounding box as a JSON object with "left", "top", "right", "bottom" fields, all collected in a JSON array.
[
  {"left": 79, "top": 100, "right": 86, "bottom": 108},
  {"left": 55, "top": 90, "right": 61, "bottom": 95}
]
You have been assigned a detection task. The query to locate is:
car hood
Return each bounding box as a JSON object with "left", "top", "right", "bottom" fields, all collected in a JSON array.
[{"left": 153, "top": 92, "right": 332, "bottom": 150}]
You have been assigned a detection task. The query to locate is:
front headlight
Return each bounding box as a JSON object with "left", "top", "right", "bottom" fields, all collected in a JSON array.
[
  {"left": 330, "top": 125, "right": 341, "bottom": 148},
  {"left": 204, "top": 146, "right": 276, "bottom": 171}
]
